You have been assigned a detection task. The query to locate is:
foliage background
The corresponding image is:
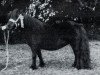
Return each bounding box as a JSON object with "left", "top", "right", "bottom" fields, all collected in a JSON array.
[{"left": 0, "top": 0, "right": 100, "bottom": 44}]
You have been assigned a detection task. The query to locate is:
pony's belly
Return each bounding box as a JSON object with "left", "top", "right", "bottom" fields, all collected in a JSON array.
[
  {"left": 40, "top": 24, "right": 71, "bottom": 50},
  {"left": 41, "top": 38, "right": 68, "bottom": 50}
]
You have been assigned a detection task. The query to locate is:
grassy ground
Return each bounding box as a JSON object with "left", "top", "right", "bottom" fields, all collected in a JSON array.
[{"left": 0, "top": 41, "right": 100, "bottom": 75}]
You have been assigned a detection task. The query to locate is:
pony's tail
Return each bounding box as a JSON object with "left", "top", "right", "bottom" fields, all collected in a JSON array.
[{"left": 79, "top": 25, "right": 91, "bottom": 69}]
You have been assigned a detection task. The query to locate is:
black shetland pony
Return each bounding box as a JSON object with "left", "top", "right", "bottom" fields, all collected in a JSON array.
[{"left": 1, "top": 9, "right": 91, "bottom": 70}]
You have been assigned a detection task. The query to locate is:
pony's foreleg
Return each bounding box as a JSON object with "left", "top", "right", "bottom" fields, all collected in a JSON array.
[
  {"left": 30, "top": 46, "right": 37, "bottom": 70},
  {"left": 28, "top": 34, "right": 44, "bottom": 69},
  {"left": 30, "top": 45, "right": 45, "bottom": 69},
  {"left": 36, "top": 49, "right": 45, "bottom": 67},
  {"left": 25, "top": 35, "right": 39, "bottom": 70}
]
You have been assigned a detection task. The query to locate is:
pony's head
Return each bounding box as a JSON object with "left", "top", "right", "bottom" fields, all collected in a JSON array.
[{"left": 1, "top": 8, "right": 24, "bottom": 30}]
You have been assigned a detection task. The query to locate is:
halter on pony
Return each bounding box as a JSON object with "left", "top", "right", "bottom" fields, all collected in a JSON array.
[{"left": 9, "top": 14, "right": 24, "bottom": 28}]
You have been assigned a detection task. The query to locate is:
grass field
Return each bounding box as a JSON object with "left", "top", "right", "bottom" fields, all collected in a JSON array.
[{"left": 0, "top": 41, "right": 100, "bottom": 75}]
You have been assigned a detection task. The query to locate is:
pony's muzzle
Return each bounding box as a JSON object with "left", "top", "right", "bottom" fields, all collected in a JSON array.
[
  {"left": 1, "top": 21, "right": 16, "bottom": 31},
  {"left": 1, "top": 25, "right": 7, "bottom": 30}
]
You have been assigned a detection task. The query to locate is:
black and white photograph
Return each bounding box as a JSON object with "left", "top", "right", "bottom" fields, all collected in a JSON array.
[{"left": 0, "top": 0, "right": 100, "bottom": 75}]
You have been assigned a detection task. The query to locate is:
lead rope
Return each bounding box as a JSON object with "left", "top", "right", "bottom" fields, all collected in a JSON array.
[
  {"left": 1, "top": 14, "right": 24, "bottom": 71},
  {"left": 1, "top": 30, "right": 10, "bottom": 71}
]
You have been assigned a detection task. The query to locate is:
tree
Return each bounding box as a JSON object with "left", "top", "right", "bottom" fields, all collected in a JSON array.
[
  {"left": 0, "top": 0, "right": 99, "bottom": 23},
  {"left": 0, "top": 0, "right": 100, "bottom": 43},
  {"left": 0, "top": 0, "right": 32, "bottom": 20}
]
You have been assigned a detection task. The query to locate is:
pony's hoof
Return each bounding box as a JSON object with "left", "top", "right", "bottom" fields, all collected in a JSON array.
[
  {"left": 72, "top": 64, "right": 81, "bottom": 70},
  {"left": 39, "top": 63, "right": 45, "bottom": 67},
  {"left": 72, "top": 63, "right": 76, "bottom": 67},
  {"left": 73, "top": 64, "right": 91, "bottom": 70},
  {"left": 30, "top": 66, "right": 37, "bottom": 70}
]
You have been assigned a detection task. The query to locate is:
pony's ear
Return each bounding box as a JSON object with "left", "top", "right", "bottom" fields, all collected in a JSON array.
[
  {"left": 12, "top": 8, "right": 21, "bottom": 15},
  {"left": 11, "top": 8, "right": 19, "bottom": 16},
  {"left": 13, "top": 8, "right": 19, "bottom": 13}
]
